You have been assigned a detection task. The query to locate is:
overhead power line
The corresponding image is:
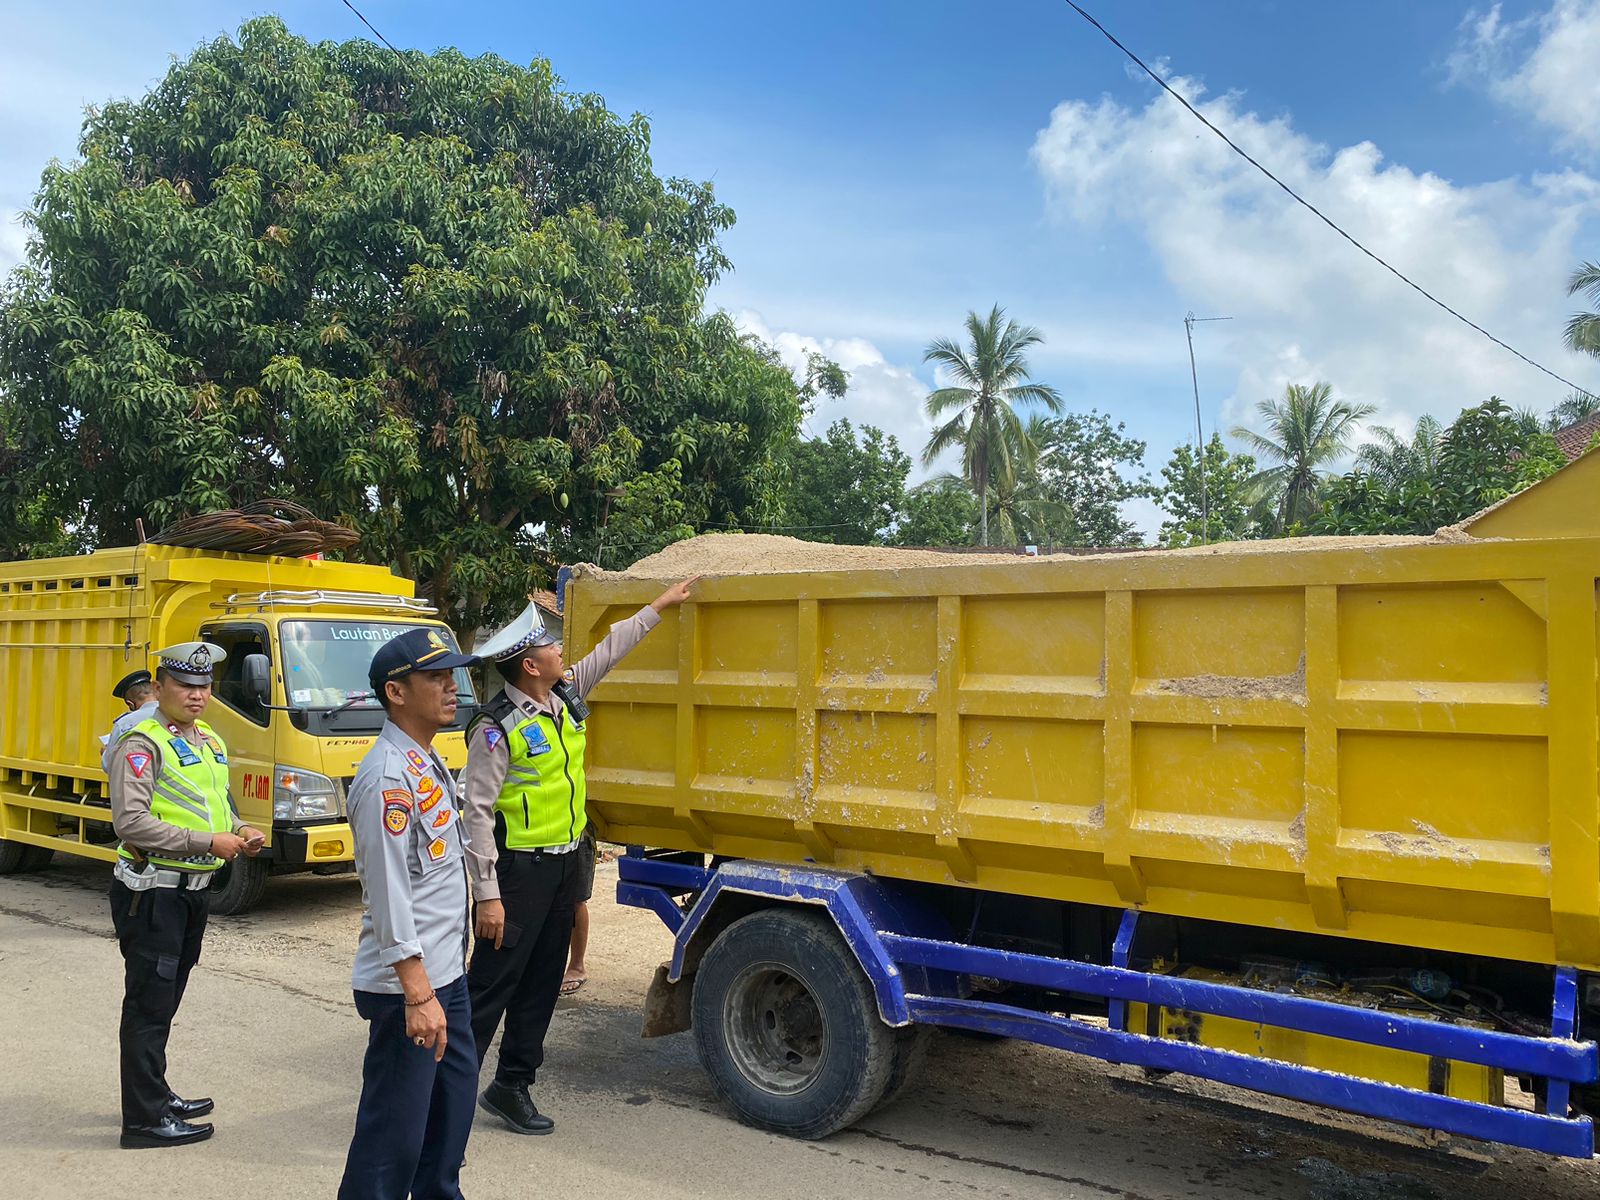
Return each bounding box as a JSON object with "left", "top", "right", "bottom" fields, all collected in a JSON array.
[
  {"left": 338, "top": 0, "right": 406, "bottom": 59},
  {"left": 1061, "top": 0, "right": 1598, "bottom": 403}
]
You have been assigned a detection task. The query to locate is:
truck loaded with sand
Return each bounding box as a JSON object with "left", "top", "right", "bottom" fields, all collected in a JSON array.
[{"left": 557, "top": 450, "right": 1600, "bottom": 1156}]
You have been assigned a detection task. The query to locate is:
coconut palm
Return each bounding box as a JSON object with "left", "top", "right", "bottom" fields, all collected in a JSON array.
[
  {"left": 1564, "top": 262, "right": 1600, "bottom": 356},
  {"left": 1547, "top": 389, "right": 1600, "bottom": 432},
  {"left": 922, "top": 305, "right": 1063, "bottom": 546},
  {"left": 1356, "top": 414, "right": 1444, "bottom": 489},
  {"left": 1231, "top": 382, "right": 1376, "bottom": 534}
]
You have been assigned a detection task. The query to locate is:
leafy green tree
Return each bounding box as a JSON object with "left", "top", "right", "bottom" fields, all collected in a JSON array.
[
  {"left": 1028, "top": 411, "right": 1151, "bottom": 547},
  {"left": 891, "top": 477, "right": 976, "bottom": 547},
  {"left": 1356, "top": 415, "right": 1444, "bottom": 487},
  {"left": 1231, "top": 382, "right": 1375, "bottom": 535},
  {"left": 1313, "top": 397, "right": 1566, "bottom": 534},
  {"left": 0, "top": 18, "right": 803, "bottom": 635},
  {"left": 922, "top": 305, "right": 1062, "bottom": 546},
  {"left": 1156, "top": 434, "right": 1259, "bottom": 546},
  {"left": 783, "top": 419, "right": 910, "bottom": 545}
]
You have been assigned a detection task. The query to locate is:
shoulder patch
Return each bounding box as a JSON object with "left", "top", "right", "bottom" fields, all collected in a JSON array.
[
  {"left": 483, "top": 726, "right": 503, "bottom": 751},
  {"left": 382, "top": 789, "right": 414, "bottom": 809},
  {"left": 384, "top": 804, "right": 410, "bottom": 836},
  {"left": 125, "top": 751, "right": 152, "bottom": 779}
]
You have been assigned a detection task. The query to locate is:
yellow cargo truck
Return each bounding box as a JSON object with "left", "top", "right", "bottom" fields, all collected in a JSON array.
[
  {"left": 571, "top": 450, "right": 1600, "bottom": 1155},
  {"left": 0, "top": 545, "right": 474, "bottom": 913}
]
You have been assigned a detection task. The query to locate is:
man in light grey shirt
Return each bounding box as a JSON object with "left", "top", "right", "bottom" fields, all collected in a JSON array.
[
  {"left": 101, "top": 669, "right": 159, "bottom": 775},
  {"left": 339, "top": 627, "right": 478, "bottom": 1200}
]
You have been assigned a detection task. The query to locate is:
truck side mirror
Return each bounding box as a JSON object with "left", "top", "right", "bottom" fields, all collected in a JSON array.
[{"left": 242, "top": 654, "right": 272, "bottom": 709}]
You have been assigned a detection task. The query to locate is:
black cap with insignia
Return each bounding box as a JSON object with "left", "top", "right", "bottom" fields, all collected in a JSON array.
[
  {"left": 368, "top": 628, "right": 478, "bottom": 694},
  {"left": 112, "top": 669, "right": 153, "bottom": 701}
]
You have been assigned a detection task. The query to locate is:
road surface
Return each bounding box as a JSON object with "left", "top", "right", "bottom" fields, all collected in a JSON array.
[{"left": 3, "top": 855, "right": 1598, "bottom": 1200}]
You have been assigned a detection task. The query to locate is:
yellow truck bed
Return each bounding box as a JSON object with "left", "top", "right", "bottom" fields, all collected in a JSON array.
[{"left": 567, "top": 451, "right": 1600, "bottom": 971}]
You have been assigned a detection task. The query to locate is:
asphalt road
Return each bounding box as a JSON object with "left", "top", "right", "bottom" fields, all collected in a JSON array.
[{"left": 3, "top": 854, "right": 1599, "bottom": 1200}]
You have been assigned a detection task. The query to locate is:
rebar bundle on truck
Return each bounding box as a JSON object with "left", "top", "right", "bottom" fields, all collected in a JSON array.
[{"left": 566, "top": 448, "right": 1600, "bottom": 1156}]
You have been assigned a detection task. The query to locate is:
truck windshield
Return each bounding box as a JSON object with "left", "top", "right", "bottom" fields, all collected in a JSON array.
[{"left": 279, "top": 620, "right": 477, "bottom": 734}]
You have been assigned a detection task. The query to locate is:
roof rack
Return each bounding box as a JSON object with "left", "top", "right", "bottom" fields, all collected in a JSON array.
[{"left": 219, "top": 589, "right": 438, "bottom": 614}]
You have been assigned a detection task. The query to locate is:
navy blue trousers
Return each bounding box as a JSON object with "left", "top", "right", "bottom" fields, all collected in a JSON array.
[{"left": 339, "top": 976, "right": 476, "bottom": 1200}]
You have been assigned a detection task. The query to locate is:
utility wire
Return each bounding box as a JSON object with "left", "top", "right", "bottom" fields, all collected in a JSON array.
[
  {"left": 1061, "top": 0, "right": 1598, "bottom": 403},
  {"left": 339, "top": 0, "right": 406, "bottom": 59}
]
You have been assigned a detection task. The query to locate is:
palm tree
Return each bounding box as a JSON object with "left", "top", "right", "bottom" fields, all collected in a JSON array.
[
  {"left": 1231, "top": 382, "right": 1376, "bottom": 534},
  {"left": 923, "top": 306, "right": 1063, "bottom": 545},
  {"left": 1547, "top": 389, "right": 1600, "bottom": 432},
  {"left": 1356, "top": 414, "right": 1444, "bottom": 488},
  {"left": 1565, "top": 262, "right": 1600, "bottom": 356}
]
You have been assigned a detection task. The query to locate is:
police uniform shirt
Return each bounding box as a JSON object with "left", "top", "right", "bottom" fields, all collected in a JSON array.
[
  {"left": 101, "top": 699, "right": 159, "bottom": 776},
  {"left": 348, "top": 720, "right": 472, "bottom": 994},
  {"left": 108, "top": 718, "right": 246, "bottom": 857},
  {"left": 460, "top": 605, "right": 659, "bottom": 903}
]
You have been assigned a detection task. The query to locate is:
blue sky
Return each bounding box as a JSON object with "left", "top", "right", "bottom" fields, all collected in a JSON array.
[{"left": 6, "top": 1, "right": 1600, "bottom": 533}]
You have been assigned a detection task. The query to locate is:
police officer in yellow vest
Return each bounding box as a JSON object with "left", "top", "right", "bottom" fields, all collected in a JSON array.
[
  {"left": 107, "top": 641, "right": 264, "bottom": 1149},
  {"left": 463, "top": 577, "right": 695, "bottom": 1134}
]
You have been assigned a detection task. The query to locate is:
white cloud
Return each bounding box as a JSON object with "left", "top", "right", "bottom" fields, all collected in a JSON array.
[
  {"left": 733, "top": 309, "right": 958, "bottom": 481},
  {"left": 1449, "top": 1, "right": 1600, "bottom": 155},
  {"left": 0, "top": 210, "right": 28, "bottom": 277},
  {"left": 1030, "top": 75, "right": 1600, "bottom": 447}
]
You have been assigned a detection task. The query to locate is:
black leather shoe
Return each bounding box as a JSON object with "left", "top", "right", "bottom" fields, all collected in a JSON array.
[
  {"left": 120, "top": 1114, "right": 214, "bottom": 1149},
  {"left": 168, "top": 1092, "right": 215, "bottom": 1120},
  {"left": 478, "top": 1080, "right": 554, "bottom": 1135}
]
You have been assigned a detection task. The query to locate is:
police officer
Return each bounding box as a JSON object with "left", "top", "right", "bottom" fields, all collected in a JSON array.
[
  {"left": 102, "top": 668, "right": 158, "bottom": 775},
  {"left": 339, "top": 628, "right": 480, "bottom": 1200},
  {"left": 463, "top": 577, "right": 695, "bottom": 1134},
  {"left": 108, "top": 642, "right": 265, "bottom": 1149}
]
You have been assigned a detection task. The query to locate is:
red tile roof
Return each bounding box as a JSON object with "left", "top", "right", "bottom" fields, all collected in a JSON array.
[{"left": 1554, "top": 412, "right": 1600, "bottom": 461}]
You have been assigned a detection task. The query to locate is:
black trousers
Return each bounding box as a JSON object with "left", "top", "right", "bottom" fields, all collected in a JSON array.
[
  {"left": 108, "top": 878, "right": 209, "bottom": 1127},
  {"left": 467, "top": 848, "right": 579, "bottom": 1087},
  {"left": 339, "top": 976, "right": 476, "bottom": 1200}
]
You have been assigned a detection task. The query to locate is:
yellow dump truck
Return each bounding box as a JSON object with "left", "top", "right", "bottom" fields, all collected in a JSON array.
[
  {"left": 0, "top": 545, "right": 475, "bottom": 913},
  {"left": 571, "top": 449, "right": 1600, "bottom": 1155}
]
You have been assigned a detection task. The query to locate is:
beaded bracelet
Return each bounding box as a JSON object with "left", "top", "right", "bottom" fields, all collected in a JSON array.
[{"left": 404, "top": 990, "right": 436, "bottom": 1007}]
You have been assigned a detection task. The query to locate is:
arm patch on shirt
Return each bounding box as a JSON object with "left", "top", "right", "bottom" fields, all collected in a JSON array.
[
  {"left": 382, "top": 789, "right": 413, "bottom": 808},
  {"left": 125, "top": 751, "right": 152, "bottom": 778},
  {"left": 484, "top": 726, "right": 503, "bottom": 751},
  {"left": 384, "top": 802, "right": 411, "bottom": 836}
]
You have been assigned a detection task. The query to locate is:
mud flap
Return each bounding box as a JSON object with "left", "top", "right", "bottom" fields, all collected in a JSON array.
[{"left": 642, "top": 961, "right": 693, "bottom": 1038}]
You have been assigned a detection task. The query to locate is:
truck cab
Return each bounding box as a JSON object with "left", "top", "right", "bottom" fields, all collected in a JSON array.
[{"left": 194, "top": 592, "right": 475, "bottom": 912}]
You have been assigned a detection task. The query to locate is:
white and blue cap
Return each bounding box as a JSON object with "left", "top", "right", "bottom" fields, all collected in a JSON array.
[
  {"left": 155, "top": 641, "right": 226, "bottom": 686},
  {"left": 478, "top": 601, "right": 559, "bottom": 662}
]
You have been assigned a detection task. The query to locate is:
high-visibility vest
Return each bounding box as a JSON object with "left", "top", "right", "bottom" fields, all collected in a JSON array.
[
  {"left": 473, "top": 691, "right": 587, "bottom": 850},
  {"left": 117, "top": 717, "right": 233, "bottom": 872}
]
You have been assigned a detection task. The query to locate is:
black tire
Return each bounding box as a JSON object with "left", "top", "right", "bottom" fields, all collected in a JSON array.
[
  {"left": 0, "top": 839, "right": 53, "bottom": 875},
  {"left": 691, "top": 907, "right": 897, "bottom": 1139},
  {"left": 876, "top": 1025, "right": 932, "bottom": 1112},
  {"left": 208, "top": 854, "right": 268, "bottom": 915}
]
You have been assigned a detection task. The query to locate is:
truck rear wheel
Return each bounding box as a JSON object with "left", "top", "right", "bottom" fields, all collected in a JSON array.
[
  {"left": 691, "top": 907, "right": 897, "bottom": 1138},
  {"left": 0, "top": 839, "right": 53, "bottom": 874},
  {"left": 209, "top": 855, "right": 268, "bottom": 915}
]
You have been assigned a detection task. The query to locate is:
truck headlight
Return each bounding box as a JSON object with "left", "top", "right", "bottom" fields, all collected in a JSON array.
[{"left": 273, "top": 766, "right": 342, "bottom": 821}]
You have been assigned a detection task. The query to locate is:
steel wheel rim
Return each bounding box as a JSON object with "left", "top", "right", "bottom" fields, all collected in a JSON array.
[{"left": 723, "top": 961, "right": 827, "bottom": 1095}]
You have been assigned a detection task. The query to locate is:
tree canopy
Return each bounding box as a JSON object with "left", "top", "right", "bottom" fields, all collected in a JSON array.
[{"left": 0, "top": 18, "right": 806, "bottom": 633}]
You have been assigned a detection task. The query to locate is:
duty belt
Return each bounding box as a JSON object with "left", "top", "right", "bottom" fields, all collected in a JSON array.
[{"left": 114, "top": 860, "right": 213, "bottom": 892}]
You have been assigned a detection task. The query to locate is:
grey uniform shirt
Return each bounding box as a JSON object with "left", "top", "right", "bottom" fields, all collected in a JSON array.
[
  {"left": 108, "top": 717, "right": 244, "bottom": 858},
  {"left": 348, "top": 721, "right": 472, "bottom": 994},
  {"left": 101, "top": 700, "right": 158, "bottom": 775},
  {"left": 461, "top": 605, "right": 660, "bottom": 903}
]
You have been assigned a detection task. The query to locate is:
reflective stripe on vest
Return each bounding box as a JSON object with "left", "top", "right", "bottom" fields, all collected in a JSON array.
[
  {"left": 117, "top": 717, "right": 232, "bottom": 872},
  {"left": 476, "top": 705, "right": 587, "bottom": 850}
]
